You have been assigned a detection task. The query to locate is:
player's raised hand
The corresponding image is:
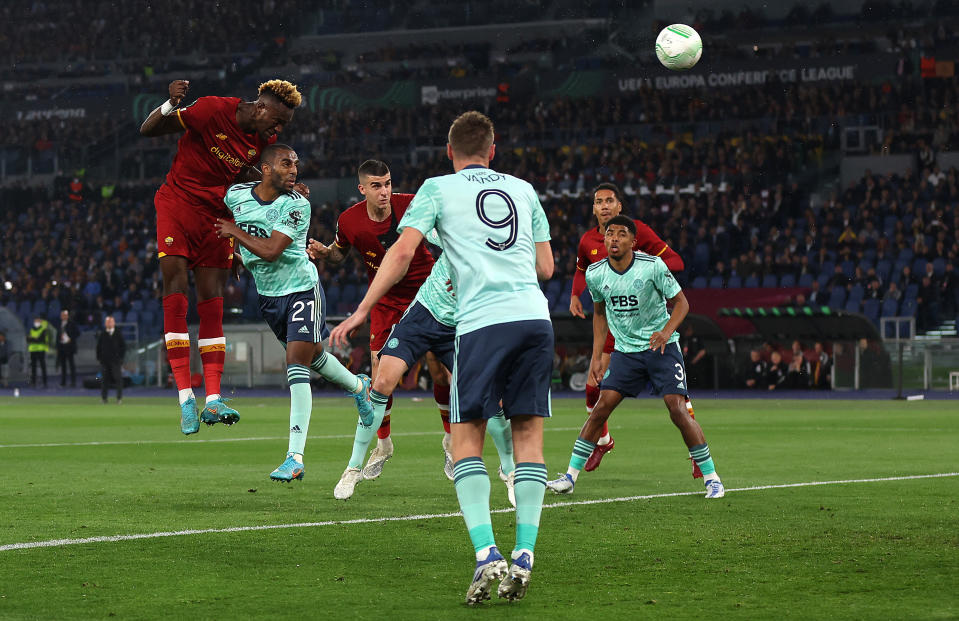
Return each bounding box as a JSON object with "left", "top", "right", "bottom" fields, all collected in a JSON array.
[
  {"left": 306, "top": 238, "right": 329, "bottom": 260},
  {"left": 214, "top": 218, "right": 239, "bottom": 239},
  {"left": 649, "top": 329, "right": 672, "bottom": 354},
  {"left": 569, "top": 295, "right": 585, "bottom": 318},
  {"left": 168, "top": 80, "right": 189, "bottom": 106},
  {"left": 293, "top": 182, "right": 310, "bottom": 198},
  {"left": 329, "top": 310, "right": 368, "bottom": 349}
]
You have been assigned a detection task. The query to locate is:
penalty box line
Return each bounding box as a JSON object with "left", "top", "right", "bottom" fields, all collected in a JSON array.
[{"left": 1, "top": 472, "right": 957, "bottom": 553}]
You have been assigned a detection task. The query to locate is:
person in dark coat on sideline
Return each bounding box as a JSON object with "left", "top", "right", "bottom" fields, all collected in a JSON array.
[
  {"left": 96, "top": 315, "right": 126, "bottom": 404},
  {"left": 56, "top": 309, "right": 80, "bottom": 387}
]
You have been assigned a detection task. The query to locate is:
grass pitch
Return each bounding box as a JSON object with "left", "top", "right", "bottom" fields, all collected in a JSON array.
[{"left": 0, "top": 394, "right": 957, "bottom": 620}]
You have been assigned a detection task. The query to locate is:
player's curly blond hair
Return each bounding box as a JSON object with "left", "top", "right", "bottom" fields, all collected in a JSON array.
[{"left": 258, "top": 79, "right": 302, "bottom": 109}]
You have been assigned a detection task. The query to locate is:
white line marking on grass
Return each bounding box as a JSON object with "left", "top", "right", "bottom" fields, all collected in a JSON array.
[
  {"left": 2, "top": 472, "right": 956, "bottom": 553},
  {"left": 0, "top": 427, "right": 585, "bottom": 449}
]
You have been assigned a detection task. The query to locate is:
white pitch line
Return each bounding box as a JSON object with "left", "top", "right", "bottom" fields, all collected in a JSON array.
[
  {"left": 1, "top": 472, "right": 956, "bottom": 553},
  {"left": 0, "top": 427, "right": 585, "bottom": 449}
]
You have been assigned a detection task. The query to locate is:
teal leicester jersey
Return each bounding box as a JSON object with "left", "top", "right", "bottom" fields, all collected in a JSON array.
[
  {"left": 414, "top": 229, "right": 456, "bottom": 326},
  {"left": 399, "top": 166, "right": 551, "bottom": 335},
  {"left": 224, "top": 182, "right": 318, "bottom": 297},
  {"left": 586, "top": 252, "right": 682, "bottom": 353}
]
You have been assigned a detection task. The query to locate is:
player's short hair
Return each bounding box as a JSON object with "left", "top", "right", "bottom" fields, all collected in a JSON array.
[
  {"left": 261, "top": 143, "right": 296, "bottom": 166},
  {"left": 258, "top": 79, "right": 302, "bottom": 109},
  {"left": 606, "top": 215, "right": 636, "bottom": 236},
  {"left": 593, "top": 182, "right": 626, "bottom": 207},
  {"left": 448, "top": 111, "right": 494, "bottom": 158},
  {"left": 357, "top": 159, "right": 390, "bottom": 180}
]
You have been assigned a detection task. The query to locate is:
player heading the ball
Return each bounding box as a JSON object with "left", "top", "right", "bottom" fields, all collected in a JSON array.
[{"left": 140, "top": 78, "right": 306, "bottom": 435}]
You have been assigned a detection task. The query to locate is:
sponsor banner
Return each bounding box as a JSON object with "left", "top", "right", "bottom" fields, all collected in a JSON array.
[
  {"left": 612, "top": 54, "right": 898, "bottom": 92},
  {"left": 420, "top": 82, "right": 499, "bottom": 105},
  {"left": 308, "top": 81, "right": 417, "bottom": 111},
  {"left": 1, "top": 95, "right": 126, "bottom": 122},
  {"left": 15, "top": 108, "right": 87, "bottom": 121},
  {"left": 7, "top": 52, "right": 904, "bottom": 123}
]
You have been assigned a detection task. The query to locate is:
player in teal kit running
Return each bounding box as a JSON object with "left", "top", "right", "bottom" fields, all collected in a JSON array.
[
  {"left": 315, "top": 229, "right": 517, "bottom": 502},
  {"left": 331, "top": 112, "right": 554, "bottom": 604},
  {"left": 547, "top": 216, "right": 724, "bottom": 499},
  {"left": 215, "top": 144, "right": 373, "bottom": 482}
]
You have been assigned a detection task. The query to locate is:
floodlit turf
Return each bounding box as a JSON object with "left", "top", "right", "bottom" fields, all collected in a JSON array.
[{"left": 0, "top": 395, "right": 957, "bottom": 620}]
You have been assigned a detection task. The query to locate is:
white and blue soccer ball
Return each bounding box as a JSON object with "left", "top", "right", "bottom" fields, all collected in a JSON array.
[{"left": 655, "top": 24, "right": 703, "bottom": 71}]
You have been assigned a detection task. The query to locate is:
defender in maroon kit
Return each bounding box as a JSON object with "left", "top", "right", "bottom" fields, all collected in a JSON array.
[{"left": 310, "top": 159, "right": 451, "bottom": 481}]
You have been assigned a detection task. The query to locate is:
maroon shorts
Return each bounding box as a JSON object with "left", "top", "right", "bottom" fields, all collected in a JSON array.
[
  {"left": 155, "top": 184, "right": 234, "bottom": 270},
  {"left": 603, "top": 331, "right": 616, "bottom": 355},
  {"left": 370, "top": 302, "right": 409, "bottom": 352}
]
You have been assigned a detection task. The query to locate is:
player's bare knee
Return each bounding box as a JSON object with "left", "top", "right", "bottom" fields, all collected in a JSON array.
[
  {"left": 372, "top": 366, "right": 402, "bottom": 394},
  {"left": 371, "top": 375, "right": 392, "bottom": 395}
]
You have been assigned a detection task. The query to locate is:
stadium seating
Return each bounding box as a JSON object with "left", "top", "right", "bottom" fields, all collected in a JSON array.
[
  {"left": 827, "top": 288, "right": 847, "bottom": 309},
  {"left": 862, "top": 299, "right": 881, "bottom": 326},
  {"left": 2, "top": 5, "right": 958, "bottom": 341},
  {"left": 933, "top": 257, "right": 946, "bottom": 276},
  {"left": 847, "top": 284, "right": 865, "bottom": 306},
  {"left": 900, "top": 298, "right": 918, "bottom": 319},
  {"left": 880, "top": 298, "right": 900, "bottom": 318}
]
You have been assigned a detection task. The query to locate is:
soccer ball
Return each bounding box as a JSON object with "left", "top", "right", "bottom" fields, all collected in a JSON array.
[{"left": 655, "top": 24, "right": 702, "bottom": 71}]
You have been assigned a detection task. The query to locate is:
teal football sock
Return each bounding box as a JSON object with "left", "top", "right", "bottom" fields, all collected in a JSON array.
[
  {"left": 689, "top": 443, "right": 717, "bottom": 479},
  {"left": 286, "top": 364, "right": 312, "bottom": 455},
  {"left": 311, "top": 351, "right": 361, "bottom": 394},
  {"left": 513, "top": 462, "right": 547, "bottom": 553},
  {"left": 453, "top": 457, "right": 496, "bottom": 556},
  {"left": 486, "top": 411, "right": 515, "bottom": 475},
  {"left": 347, "top": 389, "right": 388, "bottom": 468},
  {"left": 567, "top": 436, "right": 596, "bottom": 481}
]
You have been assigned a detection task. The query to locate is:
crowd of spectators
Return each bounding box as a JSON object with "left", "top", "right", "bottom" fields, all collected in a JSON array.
[
  {"left": 3, "top": 152, "right": 957, "bottom": 348},
  {"left": 742, "top": 340, "right": 833, "bottom": 390},
  {"left": 0, "top": 0, "right": 298, "bottom": 66},
  {"left": 4, "top": 2, "right": 959, "bottom": 348},
  {"left": 15, "top": 72, "right": 959, "bottom": 189},
  {"left": 739, "top": 337, "right": 895, "bottom": 390}
]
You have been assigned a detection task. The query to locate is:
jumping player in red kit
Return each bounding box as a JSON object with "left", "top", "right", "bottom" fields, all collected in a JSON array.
[
  {"left": 310, "top": 159, "right": 452, "bottom": 482},
  {"left": 570, "top": 182, "right": 702, "bottom": 477},
  {"left": 140, "top": 79, "right": 303, "bottom": 435}
]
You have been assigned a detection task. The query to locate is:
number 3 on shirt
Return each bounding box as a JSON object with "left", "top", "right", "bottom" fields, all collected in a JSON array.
[{"left": 475, "top": 189, "right": 517, "bottom": 251}]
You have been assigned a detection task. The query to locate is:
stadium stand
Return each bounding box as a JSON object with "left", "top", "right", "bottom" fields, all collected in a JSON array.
[{"left": 2, "top": 0, "right": 959, "bottom": 354}]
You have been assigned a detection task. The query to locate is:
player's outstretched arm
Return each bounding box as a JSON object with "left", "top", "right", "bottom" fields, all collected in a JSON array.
[
  {"left": 535, "top": 240, "right": 554, "bottom": 281},
  {"left": 650, "top": 290, "right": 690, "bottom": 353},
  {"left": 329, "top": 228, "right": 423, "bottom": 348},
  {"left": 140, "top": 80, "right": 190, "bottom": 137},
  {"left": 589, "top": 301, "right": 609, "bottom": 385},
  {"left": 306, "top": 239, "right": 346, "bottom": 264},
  {"left": 215, "top": 219, "right": 292, "bottom": 262}
]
